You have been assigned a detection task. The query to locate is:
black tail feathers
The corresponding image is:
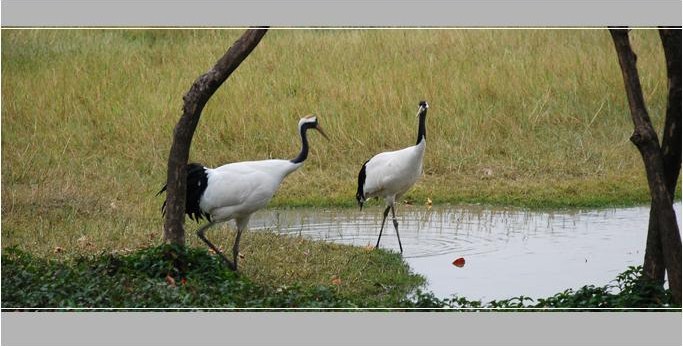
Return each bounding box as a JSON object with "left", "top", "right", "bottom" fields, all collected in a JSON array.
[
  {"left": 157, "top": 163, "right": 211, "bottom": 223},
  {"left": 356, "top": 160, "right": 369, "bottom": 211}
]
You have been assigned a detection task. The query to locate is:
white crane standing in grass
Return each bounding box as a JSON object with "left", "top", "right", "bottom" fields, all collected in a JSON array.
[
  {"left": 355, "top": 100, "right": 429, "bottom": 253},
  {"left": 158, "top": 115, "right": 328, "bottom": 271}
]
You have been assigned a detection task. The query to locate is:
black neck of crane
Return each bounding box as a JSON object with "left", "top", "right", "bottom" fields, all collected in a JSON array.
[
  {"left": 416, "top": 109, "right": 428, "bottom": 145},
  {"left": 291, "top": 123, "right": 314, "bottom": 164}
]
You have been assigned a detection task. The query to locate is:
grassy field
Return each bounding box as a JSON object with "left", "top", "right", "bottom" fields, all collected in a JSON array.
[{"left": 1, "top": 29, "right": 677, "bottom": 287}]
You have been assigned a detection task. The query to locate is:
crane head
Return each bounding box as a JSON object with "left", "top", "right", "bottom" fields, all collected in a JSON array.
[
  {"left": 416, "top": 100, "right": 429, "bottom": 117},
  {"left": 299, "top": 114, "right": 329, "bottom": 140}
]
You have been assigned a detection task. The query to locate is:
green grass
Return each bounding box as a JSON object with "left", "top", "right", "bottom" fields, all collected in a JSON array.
[
  {"left": 1, "top": 224, "right": 425, "bottom": 307},
  {"left": 1, "top": 29, "right": 679, "bottom": 297},
  {"left": 1, "top": 244, "right": 419, "bottom": 308}
]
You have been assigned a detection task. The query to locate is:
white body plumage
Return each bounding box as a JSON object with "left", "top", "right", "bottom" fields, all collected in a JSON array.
[
  {"left": 200, "top": 159, "right": 302, "bottom": 222},
  {"left": 361, "top": 139, "right": 425, "bottom": 205}
]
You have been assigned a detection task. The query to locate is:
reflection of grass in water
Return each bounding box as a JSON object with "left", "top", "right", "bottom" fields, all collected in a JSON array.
[{"left": 2, "top": 29, "right": 678, "bottom": 262}]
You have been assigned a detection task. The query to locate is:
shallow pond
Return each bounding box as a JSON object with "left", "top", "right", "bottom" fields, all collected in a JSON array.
[{"left": 250, "top": 203, "right": 682, "bottom": 301}]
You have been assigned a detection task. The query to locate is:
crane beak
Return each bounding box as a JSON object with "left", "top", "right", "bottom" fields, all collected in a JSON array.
[
  {"left": 315, "top": 125, "right": 330, "bottom": 140},
  {"left": 416, "top": 104, "right": 428, "bottom": 117}
]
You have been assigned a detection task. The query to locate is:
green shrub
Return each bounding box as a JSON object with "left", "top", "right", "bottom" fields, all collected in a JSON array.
[{"left": 1, "top": 245, "right": 356, "bottom": 308}]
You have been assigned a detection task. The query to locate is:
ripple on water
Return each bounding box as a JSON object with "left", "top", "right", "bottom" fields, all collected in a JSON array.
[{"left": 252, "top": 206, "right": 552, "bottom": 258}]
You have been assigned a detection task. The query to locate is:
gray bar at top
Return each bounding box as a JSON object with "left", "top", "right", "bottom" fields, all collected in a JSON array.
[{"left": 1, "top": 0, "right": 681, "bottom": 27}]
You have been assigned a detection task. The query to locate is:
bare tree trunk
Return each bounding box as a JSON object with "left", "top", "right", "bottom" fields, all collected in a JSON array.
[
  {"left": 609, "top": 28, "right": 681, "bottom": 305},
  {"left": 163, "top": 28, "right": 268, "bottom": 245},
  {"left": 642, "top": 29, "right": 682, "bottom": 285}
]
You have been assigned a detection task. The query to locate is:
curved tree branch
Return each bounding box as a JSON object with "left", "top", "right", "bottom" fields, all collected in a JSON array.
[{"left": 163, "top": 28, "right": 268, "bottom": 245}]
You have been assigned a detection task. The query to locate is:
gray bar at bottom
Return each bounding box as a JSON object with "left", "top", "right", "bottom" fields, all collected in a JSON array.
[{"left": 1, "top": 312, "right": 682, "bottom": 346}]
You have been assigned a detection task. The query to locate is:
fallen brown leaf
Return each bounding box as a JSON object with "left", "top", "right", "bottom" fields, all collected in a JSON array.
[
  {"left": 452, "top": 257, "right": 466, "bottom": 268},
  {"left": 331, "top": 275, "right": 342, "bottom": 286}
]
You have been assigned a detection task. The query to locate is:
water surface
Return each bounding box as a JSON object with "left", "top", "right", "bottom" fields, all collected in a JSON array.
[{"left": 250, "top": 203, "right": 682, "bottom": 301}]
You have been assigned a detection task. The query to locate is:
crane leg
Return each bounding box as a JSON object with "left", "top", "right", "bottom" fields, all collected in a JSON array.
[
  {"left": 196, "top": 222, "right": 236, "bottom": 271},
  {"left": 232, "top": 228, "right": 244, "bottom": 271},
  {"left": 232, "top": 217, "right": 250, "bottom": 271},
  {"left": 375, "top": 206, "right": 391, "bottom": 249},
  {"left": 390, "top": 204, "right": 403, "bottom": 253}
]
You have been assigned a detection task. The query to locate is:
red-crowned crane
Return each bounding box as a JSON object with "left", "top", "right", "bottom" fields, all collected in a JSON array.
[
  {"left": 355, "top": 101, "right": 429, "bottom": 253},
  {"left": 158, "top": 115, "right": 328, "bottom": 271}
]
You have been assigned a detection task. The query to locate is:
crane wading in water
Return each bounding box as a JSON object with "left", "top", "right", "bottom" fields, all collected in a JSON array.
[
  {"left": 355, "top": 101, "right": 429, "bottom": 253},
  {"left": 158, "top": 115, "right": 328, "bottom": 271}
]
